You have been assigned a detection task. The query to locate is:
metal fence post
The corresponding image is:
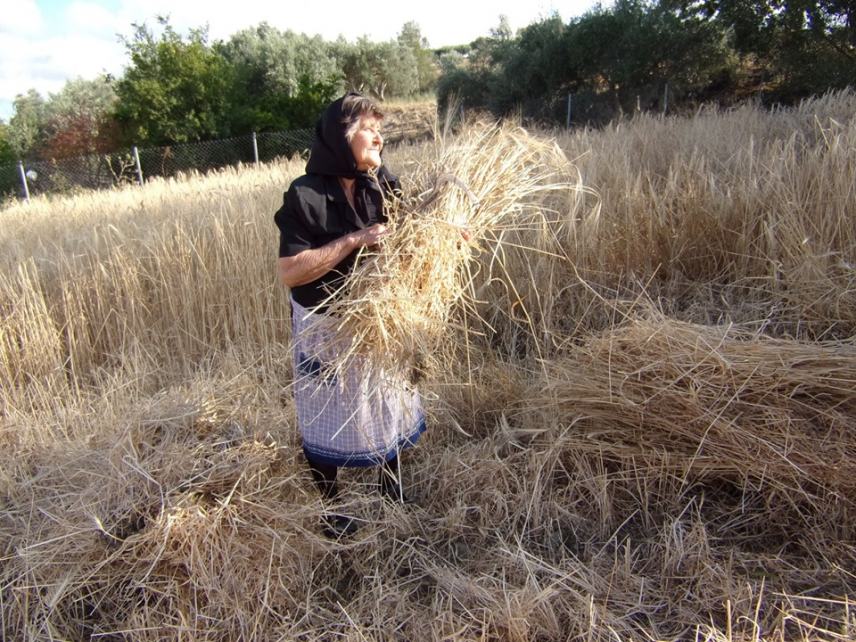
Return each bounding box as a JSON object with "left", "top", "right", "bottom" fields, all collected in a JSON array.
[
  {"left": 566, "top": 93, "right": 573, "bottom": 128},
  {"left": 663, "top": 82, "right": 669, "bottom": 115},
  {"left": 252, "top": 132, "right": 260, "bottom": 165},
  {"left": 17, "top": 161, "right": 30, "bottom": 202},
  {"left": 132, "top": 146, "right": 144, "bottom": 185}
]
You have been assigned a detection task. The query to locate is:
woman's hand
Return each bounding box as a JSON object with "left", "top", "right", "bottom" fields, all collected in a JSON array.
[
  {"left": 350, "top": 223, "right": 390, "bottom": 248},
  {"left": 278, "top": 226, "right": 388, "bottom": 288}
]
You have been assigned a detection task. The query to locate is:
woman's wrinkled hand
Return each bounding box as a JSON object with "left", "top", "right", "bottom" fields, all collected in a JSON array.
[{"left": 350, "top": 224, "right": 389, "bottom": 249}]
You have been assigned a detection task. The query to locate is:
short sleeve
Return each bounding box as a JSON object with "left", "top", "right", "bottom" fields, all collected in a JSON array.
[{"left": 274, "top": 185, "right": 314, "bottom": 258}]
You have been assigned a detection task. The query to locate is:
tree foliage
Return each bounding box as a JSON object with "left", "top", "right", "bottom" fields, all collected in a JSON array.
[
  {"left": 397, "top": 22, "right": 439, "bottom": 93},
  {"left": 0, "top": 122, "right": 15, "bottom": 165},
  {"left": 4, "top": 18, "right": 443, "bottom": 157},
  {"left": 339, "top": 36, "right": 421, "bottom": 100},
  {"left": 563, "top": 1, "right": 734, "bottom": 111},
  {"left": 114, "top": 18, "right": 230, "bottom": 145},
  {"left": 6, "top": 4, "right": 849, "bottom": 160},
  {"left": 42, "top": 76, "right": 120, "bottom": 159},
  {"left": 665, "top": 0, "right": 856, "bottom": 99},
  {"left": 218, "top": 24, "right": 341, "bottom": 133},
  {"left": 6, "top": 78, "right": 120, "bottom": 160},
  {"left": 438, "top": 0, "right": 853, "bottom": 123},
  {"left": 8, "top": 90, "right": 48, "bottom": 158}
]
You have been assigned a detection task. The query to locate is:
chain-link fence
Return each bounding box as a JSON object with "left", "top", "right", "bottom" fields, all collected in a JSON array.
[
  {"left": 0, "top": 162, "right": 19, "bottom": 201},
  {"left": 134, "top": 129, "right": 315, "bottom": 183},
  {"left": 486, "top": 83, "right": 675, "bottom": 130},
  {"left": 0, "top": 127, "right": 322, "bottom": 201},
  {"left": 1, "top": 122, "right": 433, "bottom": 202}
]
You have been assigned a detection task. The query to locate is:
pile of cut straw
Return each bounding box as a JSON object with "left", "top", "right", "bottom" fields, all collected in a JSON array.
[
  {"left": 522, "top": 314, "right": 856, "bottom": 503},
  {"left": 318, "top": 121, "right": 577, "bottom": 378}
]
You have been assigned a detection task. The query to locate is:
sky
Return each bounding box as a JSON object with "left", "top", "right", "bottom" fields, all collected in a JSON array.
[{"left": 0, "top": 0, "right": 608, "bottom": 122}]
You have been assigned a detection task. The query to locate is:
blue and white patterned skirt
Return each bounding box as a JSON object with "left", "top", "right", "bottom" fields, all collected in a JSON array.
[{"left": 291, "top": 299, "right": 426, "bottom": 467}]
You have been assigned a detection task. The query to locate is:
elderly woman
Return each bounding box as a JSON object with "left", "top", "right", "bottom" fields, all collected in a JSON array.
[{"left": 274, "top": 93, "right": 425, "bottom": 538}]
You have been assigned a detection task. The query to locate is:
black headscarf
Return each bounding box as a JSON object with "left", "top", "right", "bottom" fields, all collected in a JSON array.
[
  {"left": 305, "top": 93, "right": 400, "bottom": 222},
  {"left": 306, "top": 93, "right": 361, "bottom": 178}
]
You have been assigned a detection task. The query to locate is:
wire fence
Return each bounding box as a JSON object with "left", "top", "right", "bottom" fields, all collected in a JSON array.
[
  {"left": 1, "top": 93, "right": 677, "bottom": 203},
  {"left": 0, "top": 128, "right": 324, "bottom": 201},
  {"left": 1, "top": 121, "right": 436, "bottom": 202},
  {"left": 477, "top": 83, "right": 678, "bottom": 130}
]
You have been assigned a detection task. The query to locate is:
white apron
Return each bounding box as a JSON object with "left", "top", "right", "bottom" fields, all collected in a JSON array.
[{"left": 291, "top": 299, "right": 425, "bottom": 467}]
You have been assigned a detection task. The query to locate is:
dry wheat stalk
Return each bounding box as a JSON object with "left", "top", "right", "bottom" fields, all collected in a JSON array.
[
  {"left": 311, "top": 121, "right": 579, "bottom": 380},
  {"left": 4, "top": 99, "right": 856, "bottom": 642},
  {"left": 523, "top": 313, "right": 856, "bottom": 503}
]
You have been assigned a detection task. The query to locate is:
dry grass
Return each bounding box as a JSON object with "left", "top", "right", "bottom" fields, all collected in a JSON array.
[
  {"left": 2, "top": 93, "right": 856, "bottom": 640},
  {"left": 0, "top": 159, "right": 301, "bottom": 415},
  {"left": 318, "top": 121, "right": 579, "bottom": 379},
  {"left": 551, "top": 91, "right": 856, "bottom": 337},
  {"left": 379, "top": 99, "right": 436, "bottom": 144}
]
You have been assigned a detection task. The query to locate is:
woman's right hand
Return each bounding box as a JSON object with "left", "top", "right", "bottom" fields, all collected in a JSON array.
[
  {"left": 278, "top": 224, "right": 390, "bottom": 288},
  {"left": 350, "top": 224, "right": 389, "bottom": 248}
]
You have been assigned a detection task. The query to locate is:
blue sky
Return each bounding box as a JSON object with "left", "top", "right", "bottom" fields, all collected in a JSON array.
[{"left": 0, "top": 0, "right": 605, "bottom": 122}]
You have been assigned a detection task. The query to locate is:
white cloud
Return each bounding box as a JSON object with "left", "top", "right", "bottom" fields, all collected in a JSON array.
[
  {"left": 0, "top": 34, "right": 55, "bottom": 102},
  {"left": 0, "top": 0, "right": 44, "bottom": 36},
  {"left": 66, "top": 1, "right": 123, "bottom": 36},
  {"left": 34, "top": 34, "right": 125, "bottom": 85},
  {"left": 0, "top": 31, "right": 123, "bottom": 118}
]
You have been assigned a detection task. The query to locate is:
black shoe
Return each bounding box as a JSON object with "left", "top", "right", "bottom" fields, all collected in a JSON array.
[{"left": 320, "top": 513, "right": 359, "bottom": 538}]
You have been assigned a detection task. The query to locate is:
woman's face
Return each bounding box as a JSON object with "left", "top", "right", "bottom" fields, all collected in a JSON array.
[{"left": 349, "top": 115, "right": 383, "bottom": 171}]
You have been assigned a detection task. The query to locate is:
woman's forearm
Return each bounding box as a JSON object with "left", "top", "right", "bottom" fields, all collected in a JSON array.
[
  {"left": 278, "top": 234, "right": 357, "bottom": 288},
  {"left": 277, "top": 224, "right": 389, "bottom": 288}
]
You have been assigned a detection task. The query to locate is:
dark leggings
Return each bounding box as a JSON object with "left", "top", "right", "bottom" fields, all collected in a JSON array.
[{"left": 304, "top": 451, "right": 400, "bottom": 500}]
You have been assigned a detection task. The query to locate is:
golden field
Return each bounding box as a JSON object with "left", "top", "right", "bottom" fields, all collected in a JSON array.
[{"left": 1, "top": 92, "right": 855, "bottom": 641}]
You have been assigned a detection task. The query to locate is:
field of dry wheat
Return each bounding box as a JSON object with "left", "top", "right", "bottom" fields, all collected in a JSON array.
[{"left": 1, "top": 92, "right": 855, "bottom": 641}]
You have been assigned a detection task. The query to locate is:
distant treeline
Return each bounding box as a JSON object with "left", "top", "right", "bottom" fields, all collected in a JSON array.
[
  {"left": 439, "top": 0, "right": 855, "bottom": 124},
  {"left": 0, "top": 1, "right": 853, "bottom": 167},
  {"left": 0, "top": 18, "right": 436, "bottom": 166}
]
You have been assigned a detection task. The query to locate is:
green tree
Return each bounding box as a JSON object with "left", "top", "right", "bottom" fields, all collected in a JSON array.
[
  {"left": 41, "top": 76, "right": 120, "bottom": 158},
  {"left": 338, "top": 37, "right": 374, "bottom": 95},
  {"left": 564, "top": 0, "right": 734, "bottom": 113},
  {"left": 8, "top": 89, "right": 48, "bottom": 158},
  {"left": 338, "top": 35, "right": 422, "bottom": 100},
  {"left": 490, "top": 14, "right": 567, "bottom": 115},
  {"left": 435, "top": 24, "right": 509, "bottom": 115},
  {"left": 219, "top": 24, "right": 340, "bottom": 132},
  {"left": 438, "top": 2, "right": 738, "bottom": 122},
  {"left": 436, "top": 14, "right": 521, "bottom": 108},
  {"left": 115, "top": 18, "right": 230, "bottom": 145},
  {"left": 378, "top": 40, "right": 419, "bottom": 98},
  {"left": 0, "top": 121, "right": 15, "bottom": 164},
  {"left": 397, "top": 22, "right": 438, "bottom": 93},
  {"left": 667, "top": 1, "right": 856, "bottom": 99},
  {"left": 0, "top": 122, "right": 17, "bottom": 198}
]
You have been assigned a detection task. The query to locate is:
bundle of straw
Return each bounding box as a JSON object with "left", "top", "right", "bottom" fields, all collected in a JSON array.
[
  {"left": 318, "top": 121, "right": 577, "bottom": 378},
  {"left": 524, "top": 315, "right": 856, "bottom": 503}
]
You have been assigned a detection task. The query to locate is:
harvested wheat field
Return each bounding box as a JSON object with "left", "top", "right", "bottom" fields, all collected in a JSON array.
[{"left": 1, "top": 92, "right": 855, "bottom": 641}]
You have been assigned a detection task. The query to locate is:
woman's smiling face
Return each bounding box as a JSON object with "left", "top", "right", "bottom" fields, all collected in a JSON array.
[{"left": 349, "top": 115, "right": 383, "bottom": 171}]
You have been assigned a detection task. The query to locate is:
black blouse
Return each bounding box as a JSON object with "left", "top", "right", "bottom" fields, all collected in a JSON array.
[
  {"left": 274, "top": 93, "right": 401, "bottom": 312},
  {"left": 274, "top": 169, "right": 399, "bottom": 312}
]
